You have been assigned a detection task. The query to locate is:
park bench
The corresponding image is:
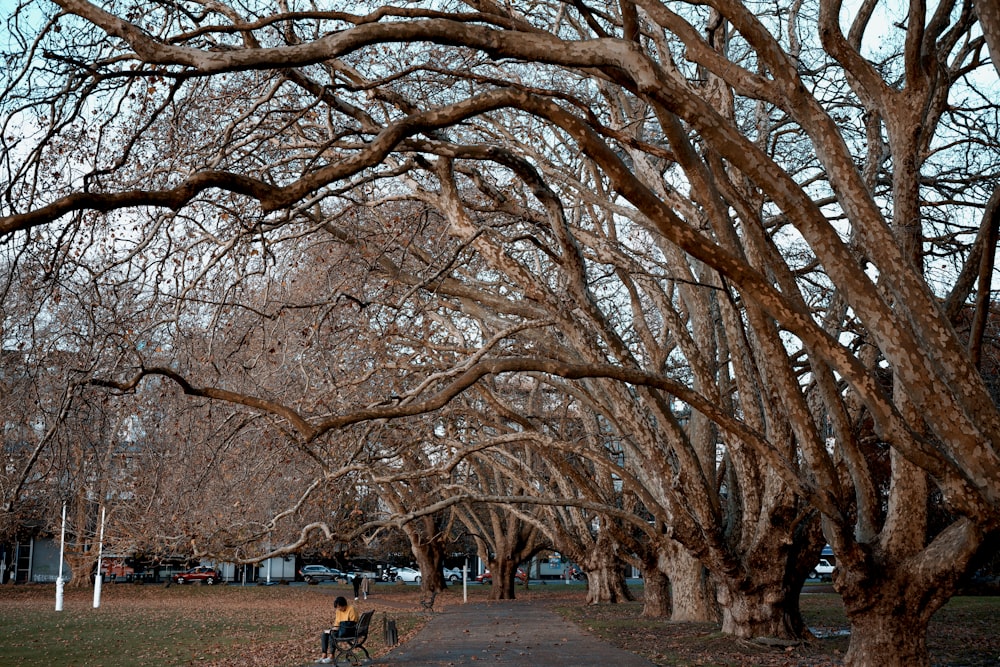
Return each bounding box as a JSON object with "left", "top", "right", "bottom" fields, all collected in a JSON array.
[{"left": 333, "top": 609, "right": 374, "bottom": 665}]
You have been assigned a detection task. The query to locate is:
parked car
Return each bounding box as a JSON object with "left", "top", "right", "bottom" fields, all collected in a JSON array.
[
  {"left": 347, "top": 567, "right": 379, "bottom": 581},
  {"left": 475, "top": 568, "right": 527, "bottom": 585},
  {"left": 810, "top": 558, "right": 835, "bottom": 582},
  {"left": 299, "top": 564, "right": 347, "bottom": 584},
  {"left": 443, "top": 567, "right": 465, "bottom": 583},
  {"left": 380, "top": 567, "right": 398, "bottom": 582},
  {"left": 394, "top": 567, "right": 422, "bottom": 583},
  {"left": 172, "top": 566, "right": 219, "bottom": 585}
]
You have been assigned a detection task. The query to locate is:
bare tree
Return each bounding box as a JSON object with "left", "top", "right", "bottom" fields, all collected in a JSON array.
[
  {"left": 373, "top": 425, "right": 457, "bottom": 596},
  {"left": 451, "top": 449, "right": 549, "bottom": 600}
]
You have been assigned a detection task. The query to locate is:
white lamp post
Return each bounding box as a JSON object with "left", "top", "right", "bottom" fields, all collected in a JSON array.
[
  {"left": 55, "top": 503, "right": 66, "bottom": 611},
  {"left": 93, "top": 506, "right": 106, "bottom": 608}
]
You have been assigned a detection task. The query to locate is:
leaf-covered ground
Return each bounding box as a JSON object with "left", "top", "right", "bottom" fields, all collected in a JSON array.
[
  {"left": 0, "top": 580, "right": 431, "bottom": 667},
  {"left": 559, "top": 586, "right": 1000, "bottom": 666},
  {"left": 1, "top": 581, "right": 997, "bottom": 666}
]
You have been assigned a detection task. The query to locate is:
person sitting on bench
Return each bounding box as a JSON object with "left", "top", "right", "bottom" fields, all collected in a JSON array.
[{"left": 318, "top": 596, "right": 358, "bottom": 663}]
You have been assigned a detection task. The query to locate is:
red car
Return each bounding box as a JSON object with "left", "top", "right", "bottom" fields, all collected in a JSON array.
[
  {"left": 172, "top": 566, "right": 219, "bottom": 585},
  {"left": 476, "top": 568, "right": 527, "bottom": 584}
]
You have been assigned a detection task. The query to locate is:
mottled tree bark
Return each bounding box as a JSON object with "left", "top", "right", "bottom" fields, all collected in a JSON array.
[
  {"left": 661, "top": 545, "right": 717, "bottom": 622},
  {"left": 640, "top": 565, "right": 671, "bottom": 618},
  {"left": 578, "top": 531, "right": 632, "bottom": 604},
  {"left": 837, "top": 519, "right": 982, "bottom": 667},
  {"left": 406, "top": 533, "right": 446, "bottom": 595}
]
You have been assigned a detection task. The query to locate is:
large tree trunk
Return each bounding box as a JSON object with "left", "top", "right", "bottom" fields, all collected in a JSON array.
[
  {"left": 661, "top": 543, "right": 716, "bottom": 622},
  {"left": 716, "top": 579, "right": 801, "bottom": 639},
  {"left": 488, "top": 557, "right": 518, "bottom": 600},
  {"left": 640, "top": 564, "right": 671, "bottom": 618},
  {"left": 580, "top": 532, "right": 632, "bottom": 604},
  {"left": 409, "top": 537, "right": 446, "bottom": 594},
  {"left": 400, "top": 515, "right": 448, "bottom": 595},
  {"left": 64, "top": 552, "right": 93, "bottom": 589},
  {"left": 843, "top": 605, "right": 929, "bottom": 667},
  {"left": 838, "top": 519, "right": 982, "bottom": 667},
  {"left": 583, "top": 561, "right": 633, "bottom": 604},
  {"left": 712, "top": 527, "right": 811, "bottom": 639},
  {"left": 413, "top": 542, "right": 448, "bottom": 593}
]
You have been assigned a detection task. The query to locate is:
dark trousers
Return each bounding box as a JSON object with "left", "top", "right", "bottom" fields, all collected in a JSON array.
[{"left": 322, "top": 624, "right": 354, "bottom": 653}]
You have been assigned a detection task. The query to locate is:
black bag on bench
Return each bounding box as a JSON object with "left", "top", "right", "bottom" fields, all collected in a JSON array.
[{"left": 336, "top": 620, "right": 357, "bottom": 638}]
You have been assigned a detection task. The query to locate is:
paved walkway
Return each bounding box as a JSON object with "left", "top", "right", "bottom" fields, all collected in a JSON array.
[{"left": 321, "top": 600, "right": 657, "bottom": 666}]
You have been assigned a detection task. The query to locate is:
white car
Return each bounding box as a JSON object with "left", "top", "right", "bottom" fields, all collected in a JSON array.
[
  {"left": 810, "top": 558, "right": 835, "bottom": 582},
  {"left": 443, "top": 567, "right": 465, "bottom": 583},
  {"left": 394, "top": 566, "right": 422, "bottom": 583}
]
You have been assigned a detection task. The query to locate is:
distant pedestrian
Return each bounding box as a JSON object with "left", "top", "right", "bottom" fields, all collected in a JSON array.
[
  {"left": 352, "top": 573, "right": 362, "bottom": 600},
  {"left": 360, "top": 575, "right": 370, "bottom": 600}
]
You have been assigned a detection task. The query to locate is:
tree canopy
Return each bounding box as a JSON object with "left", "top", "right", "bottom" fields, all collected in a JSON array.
[{"left": 2, "top": 1, "right": 998, "bottom": 665}]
